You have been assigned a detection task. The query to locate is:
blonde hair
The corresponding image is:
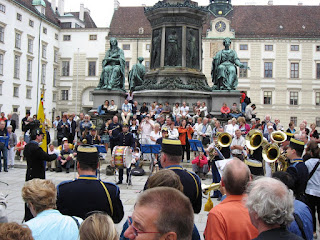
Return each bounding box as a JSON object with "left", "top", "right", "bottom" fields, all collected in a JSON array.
[
  {"left": 0, "top": 223, "right": 34, "bottom": 240},
  {"left": 22, "top": 179, "right": 56, "bottom": 214},
  {"left": 79, "top": 213, "right": 118, "bottom": 240}
]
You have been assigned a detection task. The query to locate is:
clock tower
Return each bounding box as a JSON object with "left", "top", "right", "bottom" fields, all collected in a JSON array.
[{"left": 208, "top": 0, "right": 233, "bottom": 17}]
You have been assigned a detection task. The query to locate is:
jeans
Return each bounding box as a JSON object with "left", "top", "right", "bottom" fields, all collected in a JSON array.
[
  {"left": 241, "top": 102, "right": 247, "bottom": 113},
  {"left": 0, "top": 144, "right": 8, "bottom": 171}
]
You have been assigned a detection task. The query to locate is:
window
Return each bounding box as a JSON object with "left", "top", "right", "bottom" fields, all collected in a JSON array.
[
  {"left": 264, "top": 91, "right": 272, "bottom": 105},
  {"left": 26, "top": 89, "right": 31, "bottom": 99},
  {"left": 290, "top": 63, "right": 299, "bottom": 78},
  {"left": 265, "top": 45, "right": 273, "bottom": 51},
  {"left": 0, "top": 4, "right": 5, "bottom": 13},
  {"left": 316, "top": 117, "right": 320, "bottom": 127},
  {"left": 28, "top": 38, "right": 33, "bottom": 53},
  {"left": 75, "top": 23, "right": 81, "bottom": 28},
  {"left": 123, "top": 44, "right": 130, "bottom": 50},
  {"left": 43, "top": 27, "right": 47, "bottom": 34},
  {"left": 55, "top": 33, "right": 58, "bottom": 40},
  {"left": 316, "top": 92, "right": 320, "bottom": 106},
  {"left": 54, "top": 49, "right": 58, "bottom": 63},
  {"left": 63, "top": 35, "right": 71, "bottom": 41},
  {"left": 89, "top": 91, "right": 93, "bottom": 101},
  {"left": 239, "top": 62, "right": 248, "bottom": 78},
  {"left": 13, "top": 107, "right": 18, "bottom": 112},
  {"left": 27, "top": 59, "right": 32, "bottom": 81},
  {"left": 14, "top": 55, "right": 20, "bottom": 79},
  {"left": 0, "top": 54, "right": 3, "bottom": 75},
  {"left": 53, "top": 93, "right": 57, "bottom": 102},
  {"left": 290, "top": 117, "right": 297, "bottom": 126},
  {"left": 13, "top": 86, "right": 19, "bottom": 97},
  {"left": 0, "top": 26, "right": 4, "bottom": 42},
  {"left": 139, "top": 27, "right": 144, "bottom": 34},
  {"left": 29, "top": 20, "right": 34, "bottom": 27},
  {"left": 53, "top": 68, "right": 57, "bottom": 87},
  {"left": 62, "top": 61, "right": 70, "bottom": 76},
  {"left": 41, "top": 64, "right": 46, "bottom": 84},
  {"left": 240, "top": 44, "right": 248, "bottom": 50},
  {"left": 264, "top": 62, "right": 273, "bottom": 78},
  {"left": 145, "top": 61, "right": 150, "bottom": 71},
  {"left": 61, "top": 90, "right": 68, "bottom": 100},
  {"left": 15, "top": 32, "right": 21, "bottom": 49},
  {"left": 89, "top": 35, "right": 97, "bottom": 40},
  {"left": 61, "top": 22, "right": 71, "bottom": 28},
  {"left": 42, "top": 44, "right": 47, "bottom": 58},
  {"left": 17, "top": 13, "right": 22, "bottom": 21},
  {"left": 316, "top": 46, "right": 320, "bottom": 52},
  {"left": 146, "top": 44, "right": 150, "bottom": 51},
  {"left": 0, "top": 83, "right": 2, "bottom": 95},
  {"left": 291, "top": 45, "right": 299, "bottom": 51},
  {"left": 317, "top": 63, "right": 320, "bottom": 79},
  {"left": 290, "top": 91, "right": 298, "bottom": 105},
  {"left": 88, "top": 61, "right": 96, "bottom": 76}
]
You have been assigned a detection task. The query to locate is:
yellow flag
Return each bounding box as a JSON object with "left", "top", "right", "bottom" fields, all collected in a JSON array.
[{"left": 37, "top": 92, "right": 47, "bottom": 152}]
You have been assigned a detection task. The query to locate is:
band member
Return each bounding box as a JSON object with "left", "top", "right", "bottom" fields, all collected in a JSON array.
[
  {"left": 111, "top": 124, "right": 135, "bottom": 185},
  {"left": 85, "top": 127, "right": 101, "bottom": 145},
  {"left": 57, "top": 145, "right": 124, "bottom": 223},
  {"left": 108, "top": 116, "right": 122, "bottom": 155}
]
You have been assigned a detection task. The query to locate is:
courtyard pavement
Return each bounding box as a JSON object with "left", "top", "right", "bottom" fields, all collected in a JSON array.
[{"left": 0, "top": 160, "right": 217, "bottom": 239}]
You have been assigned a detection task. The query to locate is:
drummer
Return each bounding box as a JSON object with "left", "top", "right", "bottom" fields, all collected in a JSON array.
[{"left": 111, "top": 124, "right": 135, "bottom": 185}]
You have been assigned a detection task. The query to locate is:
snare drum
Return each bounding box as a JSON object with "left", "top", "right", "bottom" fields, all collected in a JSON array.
[{"left": 111, "top": 146, "right": 132, "bottom": 169}]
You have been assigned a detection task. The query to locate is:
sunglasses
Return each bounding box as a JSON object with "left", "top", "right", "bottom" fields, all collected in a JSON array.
[{"left": 127, "top": 216, "right": 160, "bottom": 237}]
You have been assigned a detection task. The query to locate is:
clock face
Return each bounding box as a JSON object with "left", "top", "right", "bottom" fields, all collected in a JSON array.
[{"left": 215, "top": 21, "right": 226, "bottom": 32}]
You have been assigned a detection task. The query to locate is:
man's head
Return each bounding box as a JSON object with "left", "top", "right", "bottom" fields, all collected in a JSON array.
[
  {"left": 7, "top": 113, "right": 12, "bottom": 120},
  {"left": 111, "top": 100, "right": 115, "bottom": 105},
  {"left": 221, "top": 158, "right": 251, "bottom": 195},
  {"left": 160, "top": 139, "right": 182, "bottom": 167},
  {"left": 203, "top": 117, "right": 208, "bottom": 125},
  {"left": 165, "top": 116, "right": 173, "bottom": 126},
  {"left": 246, "top": 177, "right": 294, "bottom": 229},
  {"left": 251, "top": 104, "right": 256, "bottom": 110},
  {"left": 124, "top": 187, "right": 194, "bottom": 240},
  {"left": 68, "top": 115, "right": 73, "bottom": 121},
  {"left": 63, "top": 142, "right": 69, "bottom": 151},
  {"left": 113, "top": 115, "right": 118, "bottom": 124},
  {"left": 235, "top": 129, "right": 241, "bottom": 138},
  {"left": 0, "top": 120, "right": 5, "bottom": 130},
  {"left": 56, "top": 116, "right": 61, "bottom": 121},
  {"left": 182, "top": 101, "right": 186, "bottom": 107},
  {"left": 287, "top": 138, "right": 305, "bottom": 158},
  {"left": 124, "top": 99, "right": 129, "bottom": 105},
  {"left": 30, "top": 129, "right": 43, "bottom": 141},
  {"left": 49, "top": 144, "right": 55, "bottom": 152},
  {"left": 77, "top": 145, "right": 99, "bottom": 173},
  {"left": 264, "top": 115, "right": 271, "bottom": 122},
  {"left": 0, "top": 112, "right": 5, "bottom": 118},
  {"left": 123, "top": 124, "right": 129, "bottom": 133}
]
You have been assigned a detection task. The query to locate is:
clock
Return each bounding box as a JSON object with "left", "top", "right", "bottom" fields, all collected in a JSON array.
[{"left": 215, "top": 21, "right": 226, "bottom": 32}]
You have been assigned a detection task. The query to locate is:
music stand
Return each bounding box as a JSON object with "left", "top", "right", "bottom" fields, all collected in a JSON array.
[
  {"left": 140, "top": 144, "right": 161, "bottom": 175},
  {"left": 189, "top": 139, "right": 205, "bottom": 153}
]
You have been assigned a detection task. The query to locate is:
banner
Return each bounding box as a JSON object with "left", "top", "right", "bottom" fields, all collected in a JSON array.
[{"left": 37, "top": 92, "right": 47, "bottom": 152}]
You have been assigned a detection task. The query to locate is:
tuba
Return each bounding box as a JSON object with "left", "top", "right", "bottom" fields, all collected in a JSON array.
[
  {"left": 209, "top": 132, "right": 232, "bottom": 160},
  {"left": 245, "top": 130, "right": 264, "bottom": 150},
  {"left": 271, "top": 131, "right": 287, "bottom": 144},
  {"left": 277, "top": 152, "right": 289, "bottom": 172}
]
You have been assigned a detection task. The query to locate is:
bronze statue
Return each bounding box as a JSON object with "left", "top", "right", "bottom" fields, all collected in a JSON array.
[
  {"left": 151, "top": 29, "right": 161, "bottom": 69},
  {"left": 128, "top": 57, "right": 146, "bottom": 91},
  {"left": 97, "top": 37, "right": 126, "bottom": 91},
  {"left": 211, "top": 38, "right": 249, "bottom": 90},
  {"left": 186, "top": 28, "right": 198, "bottom": 68},
  {"left": 166, "top": 29, "right": 179, "bottom": 66}
]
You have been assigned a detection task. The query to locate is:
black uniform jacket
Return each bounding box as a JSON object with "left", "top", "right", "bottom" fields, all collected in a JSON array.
[
  {"left": 56, "top": 175, "right": 124, "bottom": 223},
  {"left": 24, "top": 140, "right": 57, "bottom": 181}
]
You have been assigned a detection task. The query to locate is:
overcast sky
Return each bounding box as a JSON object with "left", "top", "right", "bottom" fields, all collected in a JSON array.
[{"left": 61, "top": 0, "right": 320, "bottom": 28}]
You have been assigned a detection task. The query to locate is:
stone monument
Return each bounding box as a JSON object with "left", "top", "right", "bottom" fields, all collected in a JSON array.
[{"left": 128, "top": 57, "right": 146, "bottom": 91}]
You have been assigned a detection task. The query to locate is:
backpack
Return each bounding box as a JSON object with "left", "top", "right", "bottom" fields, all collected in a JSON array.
[
  {"left": 244, "top": 96, "right": 251, "bottom": 105},
  {"left": 131, "top": 167, "right": 145, "bottom": 176}
]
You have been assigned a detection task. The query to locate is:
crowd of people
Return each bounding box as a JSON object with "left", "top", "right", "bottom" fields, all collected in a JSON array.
[{"left": 0, "top": 93, "right": 319, "bottom": 240}]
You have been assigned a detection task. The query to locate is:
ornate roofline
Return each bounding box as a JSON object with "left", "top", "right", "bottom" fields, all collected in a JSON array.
[{"left": 144, "top": 1, "right": 209, "bottom": 13}]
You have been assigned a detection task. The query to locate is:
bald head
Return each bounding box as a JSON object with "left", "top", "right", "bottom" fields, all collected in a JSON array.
[{"left": 222, "top": 158, "right": 251, "bottom": 195}]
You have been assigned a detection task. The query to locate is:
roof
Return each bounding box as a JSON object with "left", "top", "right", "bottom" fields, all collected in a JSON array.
[
  {"left": 65, "top": 11, "right": 97, "bottom": 28},
  {"left": 14, "top": 0, "right": 60, "bottom": 27},
  {"left": 109, "top": 5, "right": 320, "bottom": 39},
  {"left": 109, "top": 7, "right": 152, "bottom": 38},
  {"left": 32, "top": 0, "right": 46, "bottom": 7}
]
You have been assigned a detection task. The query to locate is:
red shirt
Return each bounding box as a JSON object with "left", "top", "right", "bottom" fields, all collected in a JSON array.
[
  {"left": 240, "top": 93, "right": 246, "bottom": 103},
  {"left": 220, "top": 106, "right": 230, "bottom": 114},
  {"left": 204, "top": 195, "right": 258, "bottom": 240},
  {"left": 192, "top": 155, "right": 208, "bottom": 168}
]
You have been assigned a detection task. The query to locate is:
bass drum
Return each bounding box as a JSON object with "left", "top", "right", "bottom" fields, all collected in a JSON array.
[{"left": 111, "top": 146, "right": 132, "bottom": 169}]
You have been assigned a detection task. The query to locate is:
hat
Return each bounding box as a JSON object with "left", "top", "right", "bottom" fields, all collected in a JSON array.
[
  {"left": 268, "top": 125, "right": 273, "bottom": 129},
  {"left": 77, "top": 145, "right": 99, "bottom": 165},
  {"left": 162, "top": 127, "right": 169, "bottom": 132},
  {"left": 289, "top": 138, "right": 305, "bottom": 153},
  {"left": 285, "top": 132, "right": 294, "bottom": 141},
  {"left": 123, "top": 123, "right": 129, "bottom": 128},
  {"left": 161, "top": 138, "right": 182, "bottom": 156},
  {"left": 32, "top": 128, "right": 43, "bottom": 136},
  {"left": 62, "top": 137, "right": 68, "bottom": 142}
]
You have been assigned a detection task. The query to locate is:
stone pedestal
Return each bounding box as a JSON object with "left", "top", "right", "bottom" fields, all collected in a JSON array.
[{"left": 93, "top": 90, "right": 126, "bottom": 108}]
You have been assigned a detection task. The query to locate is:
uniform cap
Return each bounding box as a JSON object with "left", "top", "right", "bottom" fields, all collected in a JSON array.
[
  {"left": 161, "top": 138, "right": 182, "bottom": 156},
  {"left": 77, "top": 145, "right": 99, "bottom": 165},
  {"left": 289, "top": 138, "right": 305, "bottom": 153}
]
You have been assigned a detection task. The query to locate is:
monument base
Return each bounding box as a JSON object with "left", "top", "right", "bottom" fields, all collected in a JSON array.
[{"left": 93, "top": 90, "right": 126, "bottom": 109}]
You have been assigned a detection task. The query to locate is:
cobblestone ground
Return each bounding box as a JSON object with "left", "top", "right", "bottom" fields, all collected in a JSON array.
[{"left": 1, "top": 159, "right": 217, "bottom": 240}]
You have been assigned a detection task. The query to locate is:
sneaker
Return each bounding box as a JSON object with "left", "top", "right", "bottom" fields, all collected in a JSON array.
[{"left": 116, "top": 181, "right": 122, "bottom": 185}]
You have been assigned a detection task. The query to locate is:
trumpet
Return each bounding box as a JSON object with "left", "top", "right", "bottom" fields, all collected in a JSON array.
[
  {"left": 271, "top": 131, "right": 287, "bottom": 144},
  {"left": 202, "top": 183, "right": 221, "bottom": 195},
  {"left": 209, "top": 132, "right": 232, "bottom": 160}
]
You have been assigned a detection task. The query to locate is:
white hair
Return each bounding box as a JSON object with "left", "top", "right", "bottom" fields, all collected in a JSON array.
[{"left": 246, "top": 177, "right": 294, "bottom": 226}]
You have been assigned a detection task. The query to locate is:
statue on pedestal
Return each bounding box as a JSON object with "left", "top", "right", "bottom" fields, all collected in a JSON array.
[
  {"left": 96, "top": 37, "right": 126, "bottom": 91},
  {"left": 128, "top": 57, "right": 146, "bottom": 91},
  {"left": 166, "top": 29, "right": 179, "bottom": 66},
  {"left": 211, "top": 38, "right": 249, "bottom": 90}
]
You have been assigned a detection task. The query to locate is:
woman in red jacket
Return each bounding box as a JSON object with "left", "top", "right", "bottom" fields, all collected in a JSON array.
[
  {"left": 178, "top": 119, "right": 194, "bottom": 162},
  {"left": 191, "top": 151, "right": 209, "bottom": 178},
  {"left": 220, "top": 102, "right": 230, "bottom": 119}
]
